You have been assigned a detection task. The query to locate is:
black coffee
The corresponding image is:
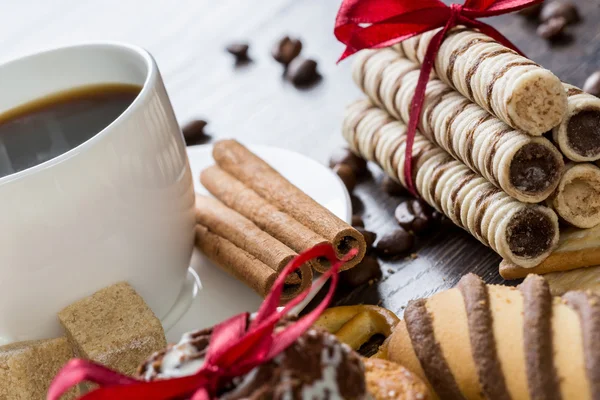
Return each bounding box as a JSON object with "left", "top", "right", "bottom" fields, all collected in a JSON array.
[{"left": 0, "top": 83, "right": 141, "bottom": 179}]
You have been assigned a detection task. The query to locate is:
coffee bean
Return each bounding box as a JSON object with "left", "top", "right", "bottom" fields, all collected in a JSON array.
[
  {"left": 537, "top": 17, "right": 567, "bottom": 40},
  {"left": 341, "top": 255, "right": 381, "bottom": 288},
  {"left": 226, "top": 43, "right": 250, "bottom": 62},
  {"left": 540, "top": 1, "right": 580, "bottom": 24},
  {"left": 381, "top": 176, "right": 408, "bottom": 196},
  {"left": 272, "top": 36, "right": 303, "bottom": 66},
  {"left": 182, "top": 119, "right": 210, "bottom": 145},
  {"left": 352, "top": 215, "right": 364, "bottom": 228},
  {"left": 329, "top": 148, "right": 367, "bottom": 175},
  {"left": 286, "top": 57, "right": 319, "bottom": 86},
  {"left": 394, "top": 199, "right": 435, "bottom": 234},
  {"left": 584, "top": 71, "right": 600, "bottom": 97},
  {"left": 333, "top": 163, "right": 357, "bottom": 192},
  {"left": 376, "top": 228, "right": 414, "bottom": 257},
  {"left": 351, "top": 194, "right": 365, "bottom": 215},
  {"left": 356, "top": 227, "right": 377, "bottom": 250},
  {"left": 518, "top": 3, "right": 543, "bottom": 18},
  {"left": 342, "top": 257, "right": 380, "bottom": 287}
]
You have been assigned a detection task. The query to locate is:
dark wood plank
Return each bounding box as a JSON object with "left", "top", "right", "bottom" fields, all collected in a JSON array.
[{"left": 1, "top": 0, "right": 599, "bottom": 318}]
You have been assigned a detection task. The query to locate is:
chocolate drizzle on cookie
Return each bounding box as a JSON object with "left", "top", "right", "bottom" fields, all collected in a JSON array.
[
  {"left": 404, "top": 298, "right": 466, "bottom": 400},
  {"left": 458, "top": 273, "right": 511, "bottom": 400},
  {"left": 563, "top": 291, "right": 600, "bottom": 400},
  {"left": 520, "top": 275, "right": 562, "bottom": 400},
  {"left": 138, "top": 318, "right": 369, "bottom": 400}
]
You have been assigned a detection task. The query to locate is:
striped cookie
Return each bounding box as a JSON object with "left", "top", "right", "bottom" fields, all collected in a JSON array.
[{"left": 384, "top": 274, "right": 600, "bottom": 400}]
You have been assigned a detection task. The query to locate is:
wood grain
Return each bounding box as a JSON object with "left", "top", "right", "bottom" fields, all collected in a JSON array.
[{"left": 1, "top": 0, "right": 599, "bottom": 317}]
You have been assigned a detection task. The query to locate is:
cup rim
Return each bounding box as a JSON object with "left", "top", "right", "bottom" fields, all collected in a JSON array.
[{"left": 0, "top": 41, "right": 156, "bottom": 186}]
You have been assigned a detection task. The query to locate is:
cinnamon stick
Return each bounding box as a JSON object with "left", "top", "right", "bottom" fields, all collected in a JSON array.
[
  {"left": 200, "top": 166, "right": 331, "bottom": 272},
  {"left": 194, "top": 224, "right": 312, "bottom": 302},
  {"left": 211, "top": 140, "right": 366, "bottom": 270},
  {"left": 195, "top": 194, "right": 311, "bottom": 287}
]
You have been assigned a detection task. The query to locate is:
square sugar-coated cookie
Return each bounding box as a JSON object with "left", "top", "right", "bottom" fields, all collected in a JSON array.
[
  {"left": 58, "top": 282, "right": 166, "bottom": 376},
  {"left": 0, "top": 337, "right": 79, "bottom": 400}
]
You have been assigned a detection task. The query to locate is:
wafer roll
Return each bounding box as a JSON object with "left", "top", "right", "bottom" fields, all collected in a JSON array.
[
  {"left": 500, "top": 223, "right": 600, "bottom": 279},
  {"left": 200, "top": 166, "right": 330, "bottom": 272},
  {"left": 553, "top": 84, "right": 600, "bottom": 162},
  {"left": 211, "top": 140, "right": 366, "bottom": 270},
  {"left": 382, "top": 274, "right": 599, "bottom": 400},
  {"left": 353, "top": 49, "right": 564, "bottom": 203},
  {"left": 343, "top": 99, "right": 559, "bottom": 268},
  {"left": 195, "top": 224, "right": 311, "bottom": 302},
  {"left": 393, "top": 27, "right": 567, "bottom": 135},
  {"left": 547, "top": 163, "right": 600, "bottom": 228}
]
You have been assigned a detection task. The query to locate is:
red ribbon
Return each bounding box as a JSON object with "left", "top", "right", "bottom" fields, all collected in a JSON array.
[
  {"left": 335, "top": 0, "right": 542, "bottom": 195},
  {"left": 47, "top": 244, "right": 357, "bottom": 400}
]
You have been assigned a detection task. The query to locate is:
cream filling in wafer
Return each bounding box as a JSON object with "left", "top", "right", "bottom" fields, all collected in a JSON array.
[
  {"left": 504, "top": 208, "right": 557, "bottom": 260},
  {"left": 566, "top": 110, "right": 600, "bottom": 159},
  {"left": 509, "top": 143, "right": 562, "bottom": 195}
]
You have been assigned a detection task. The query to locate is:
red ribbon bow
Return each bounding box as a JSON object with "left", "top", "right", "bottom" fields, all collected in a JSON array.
[
  {"left": 335, "top": 0, "right": 542, "bottom": 195},
  {"left": 47, "top": 244, "right": 357, "bottom": 400}
]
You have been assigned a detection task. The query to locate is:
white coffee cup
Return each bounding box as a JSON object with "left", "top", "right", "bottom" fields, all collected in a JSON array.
[{"left": 0, "top": 43, "right": 196, "bottom": 342}]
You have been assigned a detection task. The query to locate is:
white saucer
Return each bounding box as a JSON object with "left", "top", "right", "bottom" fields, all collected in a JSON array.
[{"left": 162, "top": 144, "right": 351, "bottom": 342}]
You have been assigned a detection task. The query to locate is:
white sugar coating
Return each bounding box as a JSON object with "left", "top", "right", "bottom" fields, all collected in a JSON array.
[
  {"left": 145, "top": 328, "right": 370, "bottom": 399},
  {"left": 145, "top": 332, "right": 205, "bottom": 380},
  {"left": 301, "top": 334, "right": 343, "bottom": 400}
]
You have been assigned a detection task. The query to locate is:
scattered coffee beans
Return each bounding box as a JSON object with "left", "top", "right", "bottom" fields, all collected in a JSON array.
[
  {"left": 182, "top": 119, "right": 210, "bottom": 145},
  {"left": 226, "top": 43, "right": 250, "bottom": 62},
  {"left": 537, "top": 17, "right": 567, "bottom": 40},
  {"left": 329, "top": 148, "right": 368, "bottom": 175},
  {"left": 341, "top": 255, "right": 381, "bottom": 288},
  {"left": 540, "top": 1, "right": 580, "bottom": 24},
  {"left": 286, "top": 57, "right": 319, "bottom": 86},
  {"left": 583, "top": 71, "right": 600, "bottom": 97},
  {"left": 375, "top": 228, "right": 414, "bottom": 257},
  {"left": 394, "top": 199, "right": 434, "bottom": 234},
  {"left": 381, "top": 176, "right": 408, "bottom": 196},
  {"left": 272, "top": 36, "right": 303, "bottom": 66},
  {"left": 356, "top": 227, "right": 377, "bottom": 250},
  {"left": 333, "top": 163, "right": 357, "bottom": 192},
  {"left": 351, "top": 215, "right": 365, "bottom": 228}
]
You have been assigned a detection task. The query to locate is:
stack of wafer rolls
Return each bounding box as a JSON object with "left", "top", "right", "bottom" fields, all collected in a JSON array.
[
  {"left": 345, "top": 24, "right": 600, "bottom": 276},
  {"left": 194, "top": 140, "right": 367, "bottom": 302},
  {"left": 343, "top": 99, "right": 559, "bottom": 268},
  {"left": 352, "top": 48, "right": 564, "bottom": 203},
  {"left": 392, "top": 27, "right": 567, "bottom": 135},
  {"left": 378, "top": 274, "right": 599, "bottom": 400}
]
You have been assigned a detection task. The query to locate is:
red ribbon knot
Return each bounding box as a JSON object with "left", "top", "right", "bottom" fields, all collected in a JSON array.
[
  {"left": 47, "top": 244, "right": 358, "bottom": 400},
  {"left": 335, "top": 0, "right": 542, "bottom": 196}
]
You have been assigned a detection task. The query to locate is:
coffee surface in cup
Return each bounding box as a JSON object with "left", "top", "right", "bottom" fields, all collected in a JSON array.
[{"left": 0, "top": 83, "right": 141, "bottom": 179}]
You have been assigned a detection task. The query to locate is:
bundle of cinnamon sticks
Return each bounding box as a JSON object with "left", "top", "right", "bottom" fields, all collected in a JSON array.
[{"left": 194, "top": 140, "right": 366, "bottom": 303}]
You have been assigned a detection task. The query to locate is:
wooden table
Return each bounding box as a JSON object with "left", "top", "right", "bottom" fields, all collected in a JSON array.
[{"left": 3, "top": 0, "right": 598, "bottom": 316}]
